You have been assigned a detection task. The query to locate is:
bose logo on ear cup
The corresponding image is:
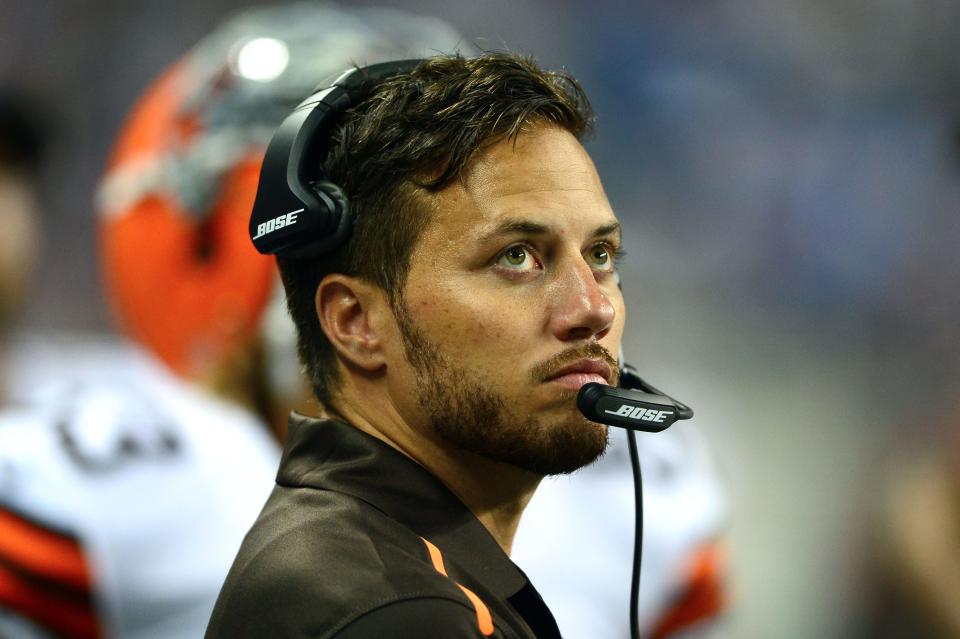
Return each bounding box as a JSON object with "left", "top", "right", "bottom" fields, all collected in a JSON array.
[{"left": 253, "top": 209, "right": 303, "bottom": 240}]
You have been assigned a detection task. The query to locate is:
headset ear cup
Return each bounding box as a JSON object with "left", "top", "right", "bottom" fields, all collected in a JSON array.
[
  {"left": 314, "top": 180, "right": 351, "bottom": 234},
  {"left": 252, "top": 61, "right": 421, "bottom": 259},
  {"left": 283, "top": 180, "right": 352, "bottom": 259}
]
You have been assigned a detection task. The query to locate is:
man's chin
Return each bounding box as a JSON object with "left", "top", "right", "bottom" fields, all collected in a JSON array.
[
  {"left": 434, "top": 408, "right": 609, "bottom": 477},
  {"left": 499, "top": 416, "right": 609, "bottom": 477},
  {"left": 543, "top": 416, "right": 610, "bottom": 475}
]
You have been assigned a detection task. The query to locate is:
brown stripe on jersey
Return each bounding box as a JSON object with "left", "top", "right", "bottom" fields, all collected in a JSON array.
[
  {"left": 0, "top": 562, "right": 102, "bottom": 639},
  {"left": 0, "top": 501, "right": 101, "bottom": 637}
]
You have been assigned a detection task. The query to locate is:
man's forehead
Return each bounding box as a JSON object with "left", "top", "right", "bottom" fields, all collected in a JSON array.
[
  {"left": 464, "top": 132, "right": 603, "bottom": 197},
  {"left": 419, "top": 126, "right": 618, "bottom": 244}
]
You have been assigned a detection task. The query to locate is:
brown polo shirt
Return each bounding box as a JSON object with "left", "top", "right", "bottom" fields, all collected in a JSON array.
[{"left": 205, "top": 415, "right": 562, "bottom": 638}]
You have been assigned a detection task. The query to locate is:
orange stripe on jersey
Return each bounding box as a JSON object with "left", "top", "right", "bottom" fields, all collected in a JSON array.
[
  {"left": 0, "top": 563, "right": 101, "bottom": 639},
  {"left": 420, "top": 537, "right": 495, "bottom": 637},
  {"left": 650, "top": 540, "right": 727, "bottom": 639},
  {"left": 456, "top": 583, "right": 495, "bottom": 636},
  {"left": 421, "top": 537, "right": 448, "bottom": 576},
  {"left": 0, "top": 506, "right": 92, "bottom": 590}
]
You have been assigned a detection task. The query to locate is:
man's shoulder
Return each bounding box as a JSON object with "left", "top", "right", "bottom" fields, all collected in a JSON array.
[{"left": 207, "top": 487, "right": 478, "bottom": 638}]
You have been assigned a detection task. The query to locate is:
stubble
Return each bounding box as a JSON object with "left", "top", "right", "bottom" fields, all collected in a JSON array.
[{"left": 393, "top": 301, "right": 609, "bottom": 476}]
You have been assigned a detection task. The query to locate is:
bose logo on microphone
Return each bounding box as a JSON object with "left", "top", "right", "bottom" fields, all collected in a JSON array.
[
  {"left": 604, "top": 404, "right": 670, "bottom": 423},
  {"left": 253, "top": 209, "right": 302, "bottom": 240}
]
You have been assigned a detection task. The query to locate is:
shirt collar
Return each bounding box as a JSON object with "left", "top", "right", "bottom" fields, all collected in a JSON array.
[{"left": 276, "top": 414, "right": 529, "bottom": 598}]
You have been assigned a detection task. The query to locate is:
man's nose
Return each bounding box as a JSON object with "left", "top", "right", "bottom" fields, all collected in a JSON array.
[{"left": 547, "top": 258, "right": 616, "bottom": 342}]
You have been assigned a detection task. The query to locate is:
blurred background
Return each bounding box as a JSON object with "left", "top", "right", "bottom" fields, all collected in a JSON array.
[{"left": 3, "top": 1, "right": 960, "bottom": 637}]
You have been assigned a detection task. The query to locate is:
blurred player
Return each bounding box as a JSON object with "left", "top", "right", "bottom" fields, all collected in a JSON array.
[{"left": 0, "top": 93, "right": 278, "bottom": 638}]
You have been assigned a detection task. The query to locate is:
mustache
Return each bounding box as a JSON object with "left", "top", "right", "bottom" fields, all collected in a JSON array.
[{"left": 530, "top": 343, "right": 620, "bottom": 386}]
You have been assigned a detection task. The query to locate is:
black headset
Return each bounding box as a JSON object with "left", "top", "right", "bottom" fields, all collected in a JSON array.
[{"left": 248, "top": 59, "right": 425, "bottom": 259}]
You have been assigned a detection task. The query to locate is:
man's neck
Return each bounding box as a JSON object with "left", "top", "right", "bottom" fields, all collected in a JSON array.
[{"left": 328, "top": 386, "right": 541, "bottom": 555}]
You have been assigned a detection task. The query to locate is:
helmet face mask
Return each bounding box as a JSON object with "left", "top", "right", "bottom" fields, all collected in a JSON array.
[{"left": 98, "top": 3, "right": 472, "bottom": 384}]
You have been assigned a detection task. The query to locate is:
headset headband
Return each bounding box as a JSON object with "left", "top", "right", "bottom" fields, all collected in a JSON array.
[{"left": 249, "top": 59, "right": 425, "bottom": 258}]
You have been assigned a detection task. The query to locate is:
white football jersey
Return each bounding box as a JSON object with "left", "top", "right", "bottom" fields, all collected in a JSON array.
[
  {"left": 0, "top": 340, "right": 280, "bottom": 638},
  {"left": 513, "top": 423, "right": 729, "bottom": 639}
]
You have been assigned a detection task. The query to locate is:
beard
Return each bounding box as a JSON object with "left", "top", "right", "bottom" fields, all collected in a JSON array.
[{"left": 393, "top": 302, "right": 610, "bottom": 476}]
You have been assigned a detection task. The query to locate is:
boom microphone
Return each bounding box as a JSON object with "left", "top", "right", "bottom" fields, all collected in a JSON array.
[{"left": 577, "top": 363, "right": 694, "bottom": 431}]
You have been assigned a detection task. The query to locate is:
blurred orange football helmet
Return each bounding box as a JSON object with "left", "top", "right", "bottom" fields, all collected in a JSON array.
[{"left": 98, "top": 3, "right": 468, "bottom": 379}]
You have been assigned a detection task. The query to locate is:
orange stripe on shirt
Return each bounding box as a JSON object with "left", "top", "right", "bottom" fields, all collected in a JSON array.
[
  {"left": 421, "top": 537, "right": 448, "bottom": 576},
  {"left": 456, "top": 583, "right": 495, "bottom": 636},
  {"left": 650, "top": 541, "right": 727, "bottom": 639},
  {"left": 420, "top": 537, "right": 495, "bottom": 637},
  {"left": 0, "top": 506, "right": 92, "bottom": 590},
  {"left": 0, "top": 562, "right": 101, "bottom": 639}
]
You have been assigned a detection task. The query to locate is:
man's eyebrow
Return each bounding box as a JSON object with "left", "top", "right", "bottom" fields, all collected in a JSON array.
[
  {"left": 477, "top": 220, "right": 550, "bottom": 242},
  {"left": 594, "top": 222, "right": 621, "bottom": 240},
  {"left": 477, "top": 220, "right": 621, "bottom": 242}
]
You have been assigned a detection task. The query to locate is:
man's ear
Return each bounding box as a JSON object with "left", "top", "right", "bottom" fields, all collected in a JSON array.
[{"left": 315, "top": 274, "right": 388, "bottom": 372}]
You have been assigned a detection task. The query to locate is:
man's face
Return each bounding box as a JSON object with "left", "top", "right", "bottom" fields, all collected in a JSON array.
[{"left": 386, "top": 124, "right": 625, "bottom": 476}]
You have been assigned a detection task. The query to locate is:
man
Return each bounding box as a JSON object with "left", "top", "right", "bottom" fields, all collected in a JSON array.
[
  {"left": 206, "top": 52, "right": 626, "bottom": 638},
  {"left": 0, "top": 13, "right": 728, "bottom": 638}
]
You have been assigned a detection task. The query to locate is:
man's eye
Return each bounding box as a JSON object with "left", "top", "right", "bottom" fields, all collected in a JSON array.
[
  {"left": 497, "top": 246, "right": 537, "bottom": 270},
  {"left": 587, "top": 244, "right": 614, "bottom": 270}
]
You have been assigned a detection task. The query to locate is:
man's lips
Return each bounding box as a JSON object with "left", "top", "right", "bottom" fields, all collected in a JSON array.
[{"left": 544, "top": 359, "right": 613, "bottom": 390}]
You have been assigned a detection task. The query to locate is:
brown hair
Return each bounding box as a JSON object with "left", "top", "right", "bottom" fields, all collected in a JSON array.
[{"left": 277, "top": 51, "right": 594, "bottom": 407}]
